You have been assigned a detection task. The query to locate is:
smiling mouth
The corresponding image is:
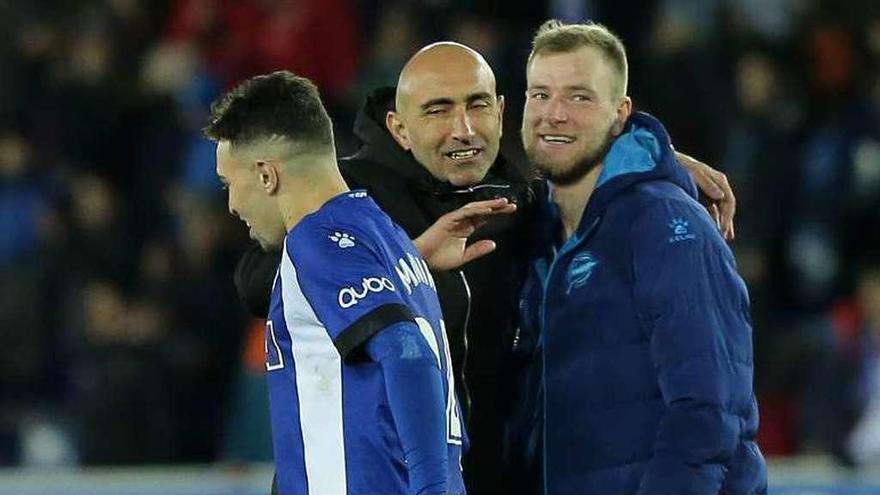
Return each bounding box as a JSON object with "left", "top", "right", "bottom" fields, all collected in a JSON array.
[
  {"left": 445, "top": 148, "right": 482, "bottom": 161},
  {"left": 539, "top": 134, "right": 576, "bottom": 144}
]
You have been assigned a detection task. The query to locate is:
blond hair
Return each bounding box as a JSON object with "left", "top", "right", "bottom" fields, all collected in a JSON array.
[{"left": 528, "top": 20, "right": 628, "bottom": 99}]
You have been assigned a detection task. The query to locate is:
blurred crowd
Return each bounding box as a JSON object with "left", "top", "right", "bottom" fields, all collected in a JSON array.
[{"left": 1, "top": 0, "right": 879, "bottom": 470}]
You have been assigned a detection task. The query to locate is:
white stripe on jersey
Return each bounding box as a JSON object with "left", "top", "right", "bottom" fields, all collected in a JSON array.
[{"left": 280, "top": 243, "right": 347, "bottom": 495}]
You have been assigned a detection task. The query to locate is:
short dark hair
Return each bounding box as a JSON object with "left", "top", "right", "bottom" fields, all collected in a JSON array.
[{"left": 203, "top": 71, "right": 334, "bottom": 152}]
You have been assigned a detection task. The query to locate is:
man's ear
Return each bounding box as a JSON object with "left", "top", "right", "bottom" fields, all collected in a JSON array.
[
  {"left": 255, "top": 160, "right": 279, "bottom": 195},
  {"left": 497, "top": 94, "right": 505, "bottom": 138},
  {"left": 612, "top": 96, "right": 633, "bottom": 136},
  {"left": 386, "top": 111, "right": 411, "bottom": 150}
]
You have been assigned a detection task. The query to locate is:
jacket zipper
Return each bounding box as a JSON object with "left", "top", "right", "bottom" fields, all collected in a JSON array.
[
  {"left": 539, "top": 216, "right": 600, "bottom": 494},
  {"left": 458, "top": 269, "right": 473, "bottom": 419},
  {"left": 447, "top": 183, "right": 512, "bottom": 195}
]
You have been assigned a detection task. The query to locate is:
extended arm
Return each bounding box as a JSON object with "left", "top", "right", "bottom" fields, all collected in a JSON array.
[{"left": 366, "top": 322, "right": 448, "bottom": 495}]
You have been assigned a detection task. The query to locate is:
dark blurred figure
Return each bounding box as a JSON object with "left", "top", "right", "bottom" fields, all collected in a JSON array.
[
  {"left": 641, "top": 0, "right": 730, "bottom": 158},
  {"left": 0, "top": 129, "right": 61, "bottom": 465},
  {"left": 722, "top": 48, "right": 799, "bottom": 307},
  {"left": 719, "top": 48, "right": 804, "bottom": 455},
  {"left": 65, "top": 174, "right": 133, "bottom": 281},
  {"left": 165, "top": 191, "right": 247, "bottom": 461},
  {"left": 846, "top": 260, "right": 880, "bottom": 464},
  {"left": 751, "top": 2, "right": 880, "bottom": 457},
  {"left": 69, "top": 279, "right": 179, "bottom": 464}
]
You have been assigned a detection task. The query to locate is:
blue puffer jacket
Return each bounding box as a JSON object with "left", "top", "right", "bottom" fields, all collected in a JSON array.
[{"left": 518, "top": 112, "right": 767, "bottom": 494}]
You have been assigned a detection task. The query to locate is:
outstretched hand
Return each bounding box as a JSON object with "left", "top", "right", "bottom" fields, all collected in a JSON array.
[
  {"left": 414, "top": 198, "right": 517, "bottom": 271},
  {"left": 676, "top": 151, "right": 736, "bottom": 241}
]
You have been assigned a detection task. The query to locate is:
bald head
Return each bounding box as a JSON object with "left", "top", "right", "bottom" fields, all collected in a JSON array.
[
  {"left": 386, "top": 42, "right": 505, "bottom": 186},
  {"left": 396, "top": 42, "right": 496, "bottom": 113}
]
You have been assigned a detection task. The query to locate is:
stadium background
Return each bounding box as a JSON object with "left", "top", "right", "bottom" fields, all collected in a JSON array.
[{"left": 1, "top": 0, "right": 879, "bottom": 493}]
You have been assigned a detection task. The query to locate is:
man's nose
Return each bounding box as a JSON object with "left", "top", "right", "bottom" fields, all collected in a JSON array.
[
  {"left": 547, "top": 98, "right": 568, "bottom": 124},
  {"left": 451, "top": 108, "right": 476, "bottom": 141}
]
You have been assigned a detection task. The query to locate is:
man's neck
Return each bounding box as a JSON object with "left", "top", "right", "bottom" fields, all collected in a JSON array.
[
  {"left": 279, "top": 165, "right": 350, "bottom": 231},
  {"left": 553, "top": 163, "right": 603, "bottom": 242}
]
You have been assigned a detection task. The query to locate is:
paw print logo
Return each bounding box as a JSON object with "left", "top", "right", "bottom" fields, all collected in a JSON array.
[
  {"left": 329, "top": 232, "right": 356, "bottom": 248},
  {"left": 669, "top": 218, "right": 689, "bottom": 236}
]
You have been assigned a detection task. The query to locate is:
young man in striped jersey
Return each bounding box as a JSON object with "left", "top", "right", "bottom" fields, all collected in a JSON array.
[{"left": 204, "top": 70, "right": 511, "bottom": 495}]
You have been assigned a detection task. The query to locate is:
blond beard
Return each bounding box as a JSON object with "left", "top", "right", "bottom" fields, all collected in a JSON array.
[{"left": 530, "top": 127, "right": 615, "bottom": 186}]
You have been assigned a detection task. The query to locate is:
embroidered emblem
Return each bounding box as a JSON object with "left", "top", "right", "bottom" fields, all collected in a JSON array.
[
  {"left": 668, "top": 218, "right": 697, "bottom": 243},
  {"left": 329, "top": 232, "right": 356, "bottom": 248},
  {"left": 567, "top": 251, "right": 598, "bottom": 294}
]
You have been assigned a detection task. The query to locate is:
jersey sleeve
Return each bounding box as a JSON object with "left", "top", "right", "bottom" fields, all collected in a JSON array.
[{"left": 283, "top": 220, "right": 416, "bottom": 361}]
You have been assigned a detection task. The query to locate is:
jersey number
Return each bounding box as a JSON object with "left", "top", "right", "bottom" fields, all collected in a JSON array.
[
  {"left": 414, "top": 317, "right": 463, "bottom": 445},
  {"left": 265, "top": 320, "right": 284, "bottom": 371}
]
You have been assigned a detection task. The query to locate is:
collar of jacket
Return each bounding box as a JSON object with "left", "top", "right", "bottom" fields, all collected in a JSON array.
[
  {"left": 346, "top": 85, "right": 532, "bottom": 202},
  {"left": 540, "top": 111, "right": 698, "bottom": 247}
]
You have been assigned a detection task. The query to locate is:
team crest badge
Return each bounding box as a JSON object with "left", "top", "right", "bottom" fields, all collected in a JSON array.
[{"left": 567, "top": 251, "right": 598, "bottom": 294}]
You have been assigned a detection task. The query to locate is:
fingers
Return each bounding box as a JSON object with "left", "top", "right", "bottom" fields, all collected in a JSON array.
[
  {"left": 715, "top": 174, "right": 736, "bottom": 241},
  {"left": 461, "top": 240, "right": 497, "bottom": 264},
  {"left": 677, "top": 151, "right": 737, "bottom": 241},
  {"left": 463, "top": 197, "right": 512, "bottom": 209},
  {"left": 695, "top": 164, "right": 725, "bottom": 201},
  {"left": 676, "top": 151, "right": 725, "bottom": 201},
  {"left": 471, "top": 217, "right": 490, "bottom": 231},
  {"left": 702, "top": 167, "right": 735, "bottom": 240},
  {"left": 712, "top": 169, "right": 733, "bottom": 201},
  {"left": 710, "top": 203, "right": 721, "bottom": 231},
  {"left": 460, "top": 198, "right": 518, "bottom": 215},
  {"left": 448, "top": 198, "right": 517, "bottom": 225},
  {"left": 704, "top": 198, "right": 735, "bottom": 241},
  {"left": 700, "top": 171, "right": 726, "bottom": 201}
]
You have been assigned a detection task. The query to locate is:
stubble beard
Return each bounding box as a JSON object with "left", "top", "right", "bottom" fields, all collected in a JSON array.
[{"left": 530, "top": 128, "right": 616, "bottom": 187}]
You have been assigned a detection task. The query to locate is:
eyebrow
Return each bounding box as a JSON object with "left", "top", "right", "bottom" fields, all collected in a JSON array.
[
  {"left": 528, "top": 84, "right": 595, "bottom": 92},
  {"left": 419, "top": 92, "right": 494, "bottom": 111},
  {"left": 420, "top": 97, "right": 454, "bottom": 111},
  {"left": 466, "top": 92, "right": 493, "bottom": 103}
]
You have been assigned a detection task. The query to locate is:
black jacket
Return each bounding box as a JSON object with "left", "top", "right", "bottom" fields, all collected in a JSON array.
[{"left": 235, "top": 87, "right": 538, "bottom": 494}]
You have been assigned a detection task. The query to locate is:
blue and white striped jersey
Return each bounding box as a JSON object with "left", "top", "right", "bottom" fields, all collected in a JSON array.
[{"left": 265, "top": 190, "right": 465, "bottom": 495}]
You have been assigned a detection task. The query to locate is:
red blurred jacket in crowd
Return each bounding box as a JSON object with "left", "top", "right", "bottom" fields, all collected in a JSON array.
[{"left": 165, "top": 0, "right": 359, "bottom": 97}]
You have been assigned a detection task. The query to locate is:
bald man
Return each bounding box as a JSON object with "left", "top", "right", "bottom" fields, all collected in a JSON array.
[
  {"left": 235, "top": 42, "right": 736, "bottom": 495},
  {"left": 385, "top": 43, "right": 505, "bottom": 188},
  {"left": 343, "top": 44, "right": 536, "bottom": 494}
]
